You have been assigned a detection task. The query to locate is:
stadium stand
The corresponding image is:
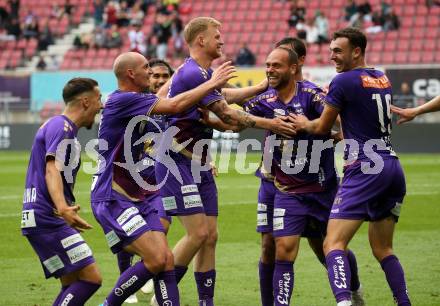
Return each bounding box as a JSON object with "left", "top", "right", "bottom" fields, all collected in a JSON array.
[{"left": 0, "top": 0, "right": 439, "bottom": 70}]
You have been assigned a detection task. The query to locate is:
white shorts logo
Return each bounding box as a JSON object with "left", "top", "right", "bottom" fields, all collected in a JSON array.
[
  {"left": 257, "top": 213, "right": 268, "bottom": 226},
  {"left": 391, "top": 202, "right": 402, "bottom": 217},
  {"left": 183, "top": 195, "right": 203, "bottom": 209},
  {"left": 122, "top": 215, "right": 147, "bottom": 236},
  {"left": 181, "top": 184, "right": 198, "bottom": 194},
  {"left": 61, "top": 233, "right": 84, "bottom": 249},
  {"left": 117, "top": 207, "right": 139, "bottom": 225},
  {"left": 274, "top": 208, "right": 286, "bottom": 217},
  {"left": 273, "top": 217, "right": 284, "bottom": 231},
  {"left": 21, "top": 209, "right": 36, "bottom": 228},
  {"left": 162, "top": 196, "right": 177, "bottom": 211},
  {"left": 257, "top": 203, "right": 267, "bottom": 212},
  {"left": 66, "top": 243, "right": 93, "bottom": 264},
  {"left": 43, "top": 255, "right": 64, "bottom": 274},
  {"left": 105, "top": 230, "right": 121, "bottom": 248}
]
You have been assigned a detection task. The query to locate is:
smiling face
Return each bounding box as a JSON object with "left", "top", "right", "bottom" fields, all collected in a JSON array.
[
  {"left": 265, "top": 48, "right": 296, "bottom": 90},
  {"left": 330, "top": 37, "right": 360, "bottom": 73},
  {"left": 149, "top": 64, "right": 171, "bottom": 94},
  {"left": 201, "top": 25, "right": 224, "bottom": 59}
]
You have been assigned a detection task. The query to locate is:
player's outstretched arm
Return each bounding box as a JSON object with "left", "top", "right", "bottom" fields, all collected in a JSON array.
[
  {"left": 46, "top": 159, "right": 92, "bottom": 231},
  {"left": 221, "top": 78, "right": 268, "bottom": 106},
  {"left": 208, "top": 99, "right": 296, "bottom": 137},
  {"left": 290, "top": 104, "right": 340, "bottom": 135},
  {"left": 391, "top": 95, "right": 440, "bottom": 124},
  {"left": 151, "top": 61, "right": 236, "bottom": 115}
]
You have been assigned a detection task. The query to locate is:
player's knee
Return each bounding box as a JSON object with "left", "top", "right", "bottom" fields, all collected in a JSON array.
[
  {"left": 261, "top": 237, "right": 275, "bottom": 263},
  {"left": 371, "top": 246, "right": 393, "bottom": 262},
  {"left": 189, "top": 228, "right": 209, "bottom": 246},
  {"left": 143, "top": 251, "right": 167, "bottom": 273},
  {"left": 275, "top": 238, "right": 297, "bottom": 260},
  {"left": 205, "top": 229, "right": 218, "bottom": 247}
]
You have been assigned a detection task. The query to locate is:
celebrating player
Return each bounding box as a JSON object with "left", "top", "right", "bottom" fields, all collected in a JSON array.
[
  {"left": 91, "top": 51, "right": 235, "bottom": 306},
  {"left": 391, "top": 95, "right": 440, "bottom": 124},
  {"left": 21, "top": 78, "right": 103, "bottom": 306},
  {"left": 155, "top": 17, "right": 297, "bottom": 306},
  {"left": 291, "top": 28, "right": 411, "bottom": 306},
  {"left": 115, "top": 58, "right": 175, "bottom": 304}
]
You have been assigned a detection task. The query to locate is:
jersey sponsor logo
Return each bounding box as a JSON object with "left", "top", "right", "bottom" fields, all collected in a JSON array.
[
  {"left": 122, "top": 215, "right": 147, "bottom": 236},
  {"left": 273, "top": 208, "right": 286, "bottom": 217},
  {"left": 61, "top": 233, "right": 84, "bottom": 249},
  {"left": 22, "top": 187, "right": 37, "bottom": 203},
  {"left": 117, "top": 207, "right": 139, "bottom": 225},
  {"left": 21, "top": 209, "right": 36, "bottom": 228},
  {"left": 181, "top": 184, "right": 198, "bottom": 194},
  {"left": 360, "top": 75, "right": 391, "bottom": 89},
  {"left": 273, "top": 217, "right": 284, "bottom": 230},
  {"left": 67, "top": 243, "right": 92, "bottom": 264},
  {"left": 257, "top": 203, "right": 267, "bottom": 212},
  {"left": 257, "top": 213, "right": 268, "bottom": 226},
  {"left": 43, "top": 255, "right": 64, "bottom": 273},
  {"left": 60, "top": 293, "right": 74, "bottom": 306},
  {"left": 276, "top": 272, "right": 291, "bottom": 305},
  {"left": 105, "top": 230, "right": 121, "bottom": 248},
  {"left": 162, "top": 196, "right": 177, "bottom": 211},
  {"left": 273, "top": 109, "right": 286, "bottom": 117},
  {"left": 183, "top": 195, "right": 203, "bottom": 209}
]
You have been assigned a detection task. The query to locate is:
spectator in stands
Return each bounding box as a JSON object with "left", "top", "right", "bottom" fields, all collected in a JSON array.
[
  {"left": 93, "top": 26, "right": 106, "bottom": 48},
  {"left": 288, "top": 0, "right": 306, "bottom": 28},
  {"left": 235, "top": 43, "right": 256, "bottom": 66},
  {"left": 426, "top": 0, "right": 440, "bottom": 8},
  {"left": 128, "top": 22, "right": 146, "bottom": 54},
  {"left": 380, "top": 0, "right": 391, "bottom": 15},
  {"left": 23, "top": 18, "right": 39, "bottom": 39},
  {"left": 50, "top": 4, "right": 63, "bottom": 20},
  {"left": 104, "top": 24, "right": 122, "bottom": 48},
  {"left": 394, "top": 82, "right": 416, "bottom": 109},
  {"left": 93, "top": 0, "right": 105, "bottom": 26},
  {"left": 36, "top": 55, "right": 47, "bottom": 70},
  {"left": 6, "top": 17, "right": 21, "bottom": 38},
  {"left": 153, "top": 12, "right": 172, "bottom": 59},
  {"left": 8, "top": 0, "right": 19, "bottom": 20},
  {"left": 63, "top": 0, "right": 74, "bottom": 25},
  {"left": 37, "top": 20, "right": 54, "bottom": 51},
  {"left": 383, "top": 8, "right": 399, "bottom": 31},
  {"left": 104, "top": 1, "right": 118, "bottom": 28},
  {"left": 366, "top": 10, "right": 384, "bottom": 33},
  {"left": 117, "top": 1, "right": 130, "bottom": 27},
  {"left": 357, "top": 0, "right": 372, "bottom": 21},
  {"left": 0, "top": 4, "right": 10, "bottom": 28},
  {"left": 128, "top": 1, "right": 145, "bottom": 26},
  {"left": 315, "top": 11, "right": 329, "bottom": 44},
  {"left": 344, "top": 0, "right": 358, "bottom": 22}
]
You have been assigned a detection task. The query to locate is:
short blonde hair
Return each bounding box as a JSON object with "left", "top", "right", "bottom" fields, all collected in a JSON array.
[{"left": 183, "top": 17, "right": 221, "bottom": 45}]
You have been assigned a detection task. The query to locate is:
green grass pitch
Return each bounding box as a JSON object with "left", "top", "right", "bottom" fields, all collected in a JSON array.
[{"left": 0, "top": 151, "right": 439, "bottom": 305}]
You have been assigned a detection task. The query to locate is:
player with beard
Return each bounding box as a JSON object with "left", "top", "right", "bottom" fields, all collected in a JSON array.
[
  {"left": 155, "top": 17, "right": 297, "bottom": 306},
  {"left": 291, "top": 27, "right": 410, "bottom": 306},
  {"left": 21, "top": 78, "right": 103, "bottom": 306}
]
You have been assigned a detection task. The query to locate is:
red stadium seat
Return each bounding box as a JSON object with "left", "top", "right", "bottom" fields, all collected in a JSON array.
[
  {"left": 420, "top": 52, "right": 435, "bottom": 63},
  {"left": 426, "top": 27, "right": 438, "bottom": 39},
  {"left": 250, "top": 1, "right": 261, "bottom": 10},
  {"left": 381, "top": 52, "right": 394, "bottom": 64},
  {"left": 238, "top": 1, "right": 249, "bottom": 10},
  {"left": 261, "top": 1, "right": 272, "bottom": 10},
  {"left": 427, "top": 16, "right": 439, "bottom": 27},
  {"left": 402, "top": 6, "right": 416, "bottom": 16},
  {"left": 412, "top": 28, "right": 425, "bottom": 39},
  {"left": 424, "top": 39, "right": 437, "bottom": 51},
  {"left": 396, "top": 39, "right": 409, "bottom": 52},
  {"left": 395, "top": 52, "right": 408, "bottom": 64},
  {"left": 416, "top": 5, "right": 429, "bottom": 15},
  {"left": 226, "top": 1, "right": 238, "bottom": 11},
  {"left": 407, "top": 51, "right": 421, "bottom": 64},
  {"left": 414, "top": 16, "right": 426, "bottom": 27},
  {"left": 400, "top": 17, "right": 413, "bottom": 28},
  {"left": 245, "top": 11, "right": 258, "bottom": 22},
  {"left": 436, "top": 52, "right": 440, "bottom": 62},
  {"left": 410, "top": 40, "right": 422, "bottom": 51},
  {"left": 372, "top": 40, "right": 384, "bottom": 52},
  {"left": 399, "top": 30, "right": 412, "bottom": 40},
  {"left": 383, "top": 40, "right": 397, "bottom": 52}
]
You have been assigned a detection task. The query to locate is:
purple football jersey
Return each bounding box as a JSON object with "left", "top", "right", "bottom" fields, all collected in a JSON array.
[
  {"left": 91, "top": 90, "right": 159, "bottom": 202},
  {"left": 164, "top": 57, "right": 224, "bottom": 163},
  {"left": 244, "top": 81, "right": 337, "bottom": 194},
  {"left": 22, "top": 115, "right": 80, "bottom": 235},
  {"left": 325, "top": 68, "right": 396, "bottom": 161}
]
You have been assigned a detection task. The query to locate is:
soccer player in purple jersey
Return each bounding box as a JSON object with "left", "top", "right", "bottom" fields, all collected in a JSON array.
[
  {"left": 21, "top": 78, "right": 103, "bottom": 306},
  {"left": 91, "top": 52, "right": 234, "bottom": 306},
  {"left": 154, "top": 17, "right": 297, "bottom": 306},
  {"left": 392, "top": 95, "right": 440, "bottom": 124},
  {"left": 291, "top": 27, "right": 411, "bottom": 306},
  {"left": 115, "top": 58, "right": 175, "bottom": 303}
]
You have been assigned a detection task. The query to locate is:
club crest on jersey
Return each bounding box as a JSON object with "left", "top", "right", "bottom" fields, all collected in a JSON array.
[{"left": 273, "top": 109, "right": 286, "bottom": 117}]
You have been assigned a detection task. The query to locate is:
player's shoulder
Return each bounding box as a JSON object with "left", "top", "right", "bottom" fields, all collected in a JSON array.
[
  {"left": 245, "top": 88, "right": 278, "bottom": 110},
  {"left": 42, "top": 115, "right": 72, "bottom": 131},
  {"left": 298, "top": 80, "right": 325, "bottom": 95}
]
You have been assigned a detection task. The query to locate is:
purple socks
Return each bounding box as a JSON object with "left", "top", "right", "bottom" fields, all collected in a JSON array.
[
  {"left": 273, "top": 260, "right": 294, "bottom": 306},
  {"left": 381, "top": 255, "right": 411, "bottom": 306},
  {"left": 259, "top": 260, "right": 275, "bottom": 306},
  {"left": 116, "top": 251, "right": 133, "bottom": 274},
  {"left": 153, "top": 270, "right": 180, "bottom": 306},
  {"left": 194, "top": 269, "right": 216, "bottom": 306},
  {"left": 55, "top": 280, "right": 100, "bottom": 306},
  {"left": 105, "top": 261, "right": 154, "bottom": 306},
  {"left": 346, "top": 249, "right": 360, "bottom": 291},
  {"left": 326, "top": 250, "right": 352, "bottom": 303}
]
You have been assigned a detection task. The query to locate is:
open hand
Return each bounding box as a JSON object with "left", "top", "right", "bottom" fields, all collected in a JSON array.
[
  {"left": 391, "top": 105, "right": 417, "bottom": 124},
  {"left": 57, "top": 205, "right": 92, "bottom": 232},
  {"left": 210, "top": 61, "right": 237, "bottom": 88}
]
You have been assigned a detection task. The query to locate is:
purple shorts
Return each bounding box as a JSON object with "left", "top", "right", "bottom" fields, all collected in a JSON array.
[
  {"left": 256, "top": 179, "right": 276, "bottom": 233},
  {"left": 92, "top": 198, "right": 165, "bottom": 254},
  {"left": 330, "top": 158, "right": 406, "bottom": 222},
  {"left": 155, "top": 160, "right": 218, "bottom": 216},
  {"left": 272, "top": 186, "right": 337, "bottom": 238},
  {"left": 25, "top": 225, "right": 95, "bottom": 279},
  {"left": 146, "top": 193, "right": 172, "bottom": 224}
]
